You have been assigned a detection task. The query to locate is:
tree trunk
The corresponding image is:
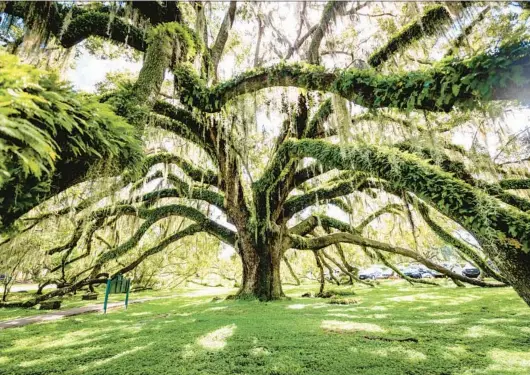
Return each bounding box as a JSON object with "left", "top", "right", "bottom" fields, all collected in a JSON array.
[
  {"left": 490, "top": 242, "right": 530, "bottom": 306},
  {"left": 236, "top": 232, "right": 283, "bottom": 301}
]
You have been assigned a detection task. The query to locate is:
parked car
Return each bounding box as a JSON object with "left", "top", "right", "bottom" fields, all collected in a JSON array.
[
  {"left": 462, "top": 263, "right": 480, "bottom": 278},
  {"left": 418, "top": 266, "right": 443, "bottom": 278},
  {"left": 359, "top": 267, "right": 382, "bottom": 280},
  {"left": 401, "top": 267, "right": 423, "bottom": 279},
  {"left": 379, "top": 267, "right": 394, "bottom": 279}
]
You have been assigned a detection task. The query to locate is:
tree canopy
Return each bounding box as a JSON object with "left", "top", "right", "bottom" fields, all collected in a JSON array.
[{"left": 2, "top": 1, "right": 530, "bottom": 305}]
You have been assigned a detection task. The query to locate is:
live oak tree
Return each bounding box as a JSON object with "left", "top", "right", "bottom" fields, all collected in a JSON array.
[{"left": 2, "top": 1, "right": 530, "bottom": 304}]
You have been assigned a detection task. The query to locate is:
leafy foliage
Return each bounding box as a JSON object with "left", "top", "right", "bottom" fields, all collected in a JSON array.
[{"left": 0, "top": 51, "right": 142, "bottom": 228}]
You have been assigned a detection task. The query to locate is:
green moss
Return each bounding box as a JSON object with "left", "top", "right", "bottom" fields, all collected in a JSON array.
[
  {"left": 499, "top": 178, "right": 530, "bottom": 190},
  {"left": 174, "top": 37, "right": 530, "bottom": 113},
  {"left": 281, "top": 138, "right": 530, "bottom": 254},
  {"left": 140, "top": 152, "right": 218, "bottom": 186},
  {"left": 59, "top": 10, "right": 146, "bottom": 50},
  {"left": 95, "top": 204, "right": 235, "bottom": 266},
  {"left": 283, "top": 174, "right": 366, "bottom": 219},
  {"left": 368, "top": 5, "right": 452, "bottom": 67}
]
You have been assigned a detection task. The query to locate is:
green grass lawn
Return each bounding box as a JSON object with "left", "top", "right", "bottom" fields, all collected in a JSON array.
[
  {"left": 1, "top": 281, "right": 529, "bottom": 375},
  {"left": 0, "top": 287, "right": 179, "bottom": 322}
]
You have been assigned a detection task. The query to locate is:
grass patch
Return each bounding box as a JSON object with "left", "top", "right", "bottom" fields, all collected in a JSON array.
[
  {"left": 327, "top": 297, "right": 359, "bottom": 305},
  {"left": 0, "top": 281, "right": 529, "bottom": 374}
]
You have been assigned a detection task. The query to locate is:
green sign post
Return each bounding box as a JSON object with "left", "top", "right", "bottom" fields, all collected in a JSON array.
[{"left": 103, "top": 274, "right": 131, "bottom": 314}]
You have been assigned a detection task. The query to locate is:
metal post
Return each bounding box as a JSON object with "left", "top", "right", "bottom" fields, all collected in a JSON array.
[
  {"left": 124, "top": 280, "right": 130, "bottom": 309},
  {"left": 103, "top": 279, "right": 111, "bottom": 314}
]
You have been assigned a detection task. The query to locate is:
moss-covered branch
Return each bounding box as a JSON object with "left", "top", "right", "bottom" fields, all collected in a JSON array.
[
  {"left": 417, "top": 201, "right": 510, "bottom": 284},
  {"left": 174, "top": 38, "right": 530, "bottom": 113},
  {"left": 94, "top": 204, "right": 236, "bottom": 267},
  {"left": 151, "top": 100, "right": 217, "bottom": 159},
  {"left": 135, "top": 175, "right": 225, "bottom": 211},
  {"left": 3, "top": 2, "right": 181, "bottom": 51},
  {"left": 283, "top": 174, "right": 366, "bottom": 219},
  {"left": 356, "top": 204, "right": 403, "bottom": 231},
  {"left": 60, "top": 10, "right": 146, "bottom": 50},
  {"left": 499, "top": 178, "right": 530, "bottom": 190},
  {"left": 396, "top": 142, "right": 530, "bottom": 212},
  {"left": 113, "top": 224, "right": 204, "bottom": 276},
  {"left": 368, "top": 5, "right": 452, "bottom": 67},
  {"left": 289, "top": 231, "right": 506, "bottom": 287},
  {"left": 139, "top": 153, "right": 219, "bottom": 187},
  {"left": 281, "top": 139, "right": 530, "bottom": 252},
  {"left": 278, "top": 138, "right": 530, "bottom": 303}
]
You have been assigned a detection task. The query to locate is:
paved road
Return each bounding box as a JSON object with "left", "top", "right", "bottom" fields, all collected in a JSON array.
[{"left": 0, "top": 296, "right": 175, "bottom": 330}]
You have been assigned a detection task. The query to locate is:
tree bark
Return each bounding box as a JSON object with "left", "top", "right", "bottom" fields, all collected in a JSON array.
[{"left": 236, "top": 232, "right": 283, "bottom": 301}]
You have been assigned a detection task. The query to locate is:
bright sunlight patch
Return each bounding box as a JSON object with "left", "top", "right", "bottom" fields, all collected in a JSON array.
[
  {"left": 197, "top": 324, "right": 236, "bottom": 350},
  {"left": 321, "top": 320, "right": 385, "bottom": 333}
]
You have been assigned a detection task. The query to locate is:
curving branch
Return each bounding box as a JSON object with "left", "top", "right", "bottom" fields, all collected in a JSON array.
[
  {"left": 138, "top": 153, "right": 219, "bottom": 187},
  {"left": 60, "top": 10, "right": 146, "bottom": 50},
  {"left": 94, "top": 204, "right": 236, "bottom": 267},
  {"left": 307, "top": 1, "right": 348, "bottom": 64},
  {"left": 374, "top": 249, "right": 439, "bottom": 286},
  {"left": 355, "top": 204, "right": 403, "bottom": 231},
  {"left": 151, "top": 101, "right": 218, "bottom": 159},
  {"left": 499, "top": 178, "right": 530, "bottom": 190},
  {"left": 113, "top": 223, "right": 204, "bottom": 276},
  {"left": 396, "top": 142, "right": 530, "bottom": 212},
  {"left": 283, "top": 174, "right": 366, "bottom": 219},
  {"left": 280, "top": 139, "right": 530, "bottom": 249},
  {"left": 173, "top": 39, "right": 530, "bottom": 113},
  {"left": 416, "top": 201, "right": 509, "bottom": 284},
  {"left": 3, "top": 2, "right": 180, "bottom": 52},
  {"left": 289, "top": 231, "right": 506, "bottom": 288}
]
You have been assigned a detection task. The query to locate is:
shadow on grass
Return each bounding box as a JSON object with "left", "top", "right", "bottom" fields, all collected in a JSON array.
[{"left": 0, "top": 282, "right": 528, "bottom": 375}]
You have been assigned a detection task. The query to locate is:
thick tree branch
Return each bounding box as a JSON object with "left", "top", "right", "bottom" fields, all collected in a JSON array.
[
  {"left": 174, "top": 39, "right": 530, "bottom": 113},
  {"left": 307, "top": 1, "right": 347, "bottom": 64},
  {"left": 416, "top": 201, "right": 509, "bottom": 284},
  {"left": 278, "top": 139, "right": 530, "bottom": 255},
  {"left": 368, "top": 5, "right": 452, "bottom": 67},
  {"left": 94, "top": 204, "right": 236, "bottom": 267},
  {"left": 113, "top": 223, "right": 204, "bottom": 276},
  {"left": 139, "top": 153, "right": 219, "bottom": 187},
  {"left": 283, "top": 174, "right": 366, "bottom": 219}
]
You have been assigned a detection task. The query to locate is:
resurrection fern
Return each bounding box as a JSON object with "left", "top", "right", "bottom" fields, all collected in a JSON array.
[
  {"left": 368, "top": 5, "right": 452, "bottom": 67},
  {"left": 173, "top": 36, "right": 530, "bottom": 113},
  {"left": 0, "top": 51, "right": 142, "bottom": 228}
]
